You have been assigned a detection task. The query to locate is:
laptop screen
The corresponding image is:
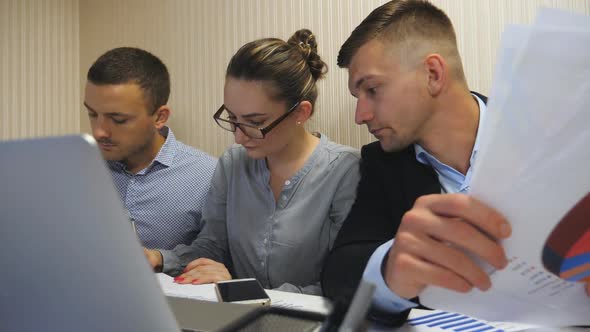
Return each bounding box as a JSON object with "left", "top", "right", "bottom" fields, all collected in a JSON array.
[{"left": 0, "top": 135, "right": 181, "bottom": 332}]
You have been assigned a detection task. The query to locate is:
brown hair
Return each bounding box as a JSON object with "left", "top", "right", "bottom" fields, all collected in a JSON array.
[
  {"left": 226, "top": 29, "right": 327, "bottom": 115},
  {"left": 88, "top": 47, "right": 170, "bottom": 113},
  {"left": 338, "top": 0, "right": 465, "bottom": 82}
]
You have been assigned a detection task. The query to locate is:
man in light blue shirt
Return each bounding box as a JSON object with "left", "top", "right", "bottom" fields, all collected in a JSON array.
[
  {"left": 84, "top": 47, "right": 216, "bottom": 249},
  {"left": 322, "top": 0, "right": 590, "bottom": 325},
  {"left": 361, "top": 94, "right": 489, "bottom": 314}
]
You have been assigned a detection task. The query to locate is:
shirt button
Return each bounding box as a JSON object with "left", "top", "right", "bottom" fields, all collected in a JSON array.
[
  {"left": 281, "top": 195, "right": 287, "bottom": 201},
  {"left": 261, "top": 261, "right": 265, "bottom": 267},
  {"left": 284, "top": 180, "right": 291, "bottom": 186},
  {"left": 263, "top": 238, "right": 268, "bottom": 244}
]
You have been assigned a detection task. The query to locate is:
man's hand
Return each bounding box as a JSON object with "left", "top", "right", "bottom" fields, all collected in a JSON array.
[
  {"left": 174, "top": 258, "right": 232, "bottom": 285},
  {"left": 384, "top": 193, "right": 512, "bottom": 299},
  {"left": 143, "top": 248, "right": 163, "bottom": 271}
]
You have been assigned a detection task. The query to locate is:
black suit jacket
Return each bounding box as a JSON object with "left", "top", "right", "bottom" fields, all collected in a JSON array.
[
  {"left": 321, "top": 142, "right": 439, "bottom": 325},
  {"left": 321, "top": 93, "right": 487, "bottom": 326}
]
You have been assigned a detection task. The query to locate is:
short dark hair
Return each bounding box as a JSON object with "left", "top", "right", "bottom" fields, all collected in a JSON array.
[
  {"left": 87, "top": 47, "right": 170, "bottom": 113},
  {"left": 226, "top": 29, "right": 327, "bottom": 115},
  {"left": 338, "top": 0, "right": 463, "bottom": 81}
]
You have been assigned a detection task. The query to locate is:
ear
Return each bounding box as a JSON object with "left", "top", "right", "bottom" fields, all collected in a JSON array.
[
  {"left": 293, "top": 101, "right": 313, "bottom": 124},
  {"left": 423, "top": 54, "right": 446, "bottom": 97},
  {"left": 153, "top": 105, "right": 171, "bottom": 130}
]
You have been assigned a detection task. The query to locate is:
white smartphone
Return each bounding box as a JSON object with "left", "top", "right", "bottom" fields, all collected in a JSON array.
[{"left": 215, "top": 278, "right": 271, "bottom": 306}]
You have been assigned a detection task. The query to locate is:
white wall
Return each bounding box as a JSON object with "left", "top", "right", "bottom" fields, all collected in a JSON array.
[
  {"left": 2, "top": 0, "right": 589, "bottom": 155},
  {"left": 0, "top": 0, "right": 80, "bottom": 140}
]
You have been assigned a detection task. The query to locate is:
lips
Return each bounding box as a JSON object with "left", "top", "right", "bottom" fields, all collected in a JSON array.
[
  {"left": 98, "top": 142, "right": 116, "bottom": 150},
  {"left": 369, "top": 128, "right": 385, "bottom": 137}
]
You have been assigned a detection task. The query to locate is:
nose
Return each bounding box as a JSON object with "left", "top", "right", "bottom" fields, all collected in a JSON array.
[
  {"left": 354, "top": 98, "right": 374, "bottom": 125},
  {"left": 233, "top": 126, "right": 250, "bottom": 145},
  {"left": 92, "top": 116, "right": 111, "bottom": 140}
]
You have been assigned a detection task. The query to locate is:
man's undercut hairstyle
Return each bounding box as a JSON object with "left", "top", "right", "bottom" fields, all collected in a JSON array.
[
  {"left": 87, "top": 47, "right": 171, "bottom": 113},
  {"left": 338, "top": 0, "right": 466, "bottom": 81}
]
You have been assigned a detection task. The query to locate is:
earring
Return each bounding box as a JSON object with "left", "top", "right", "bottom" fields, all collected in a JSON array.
[{"left": 297, "top": 121, "right": 302, "bottom": 125}]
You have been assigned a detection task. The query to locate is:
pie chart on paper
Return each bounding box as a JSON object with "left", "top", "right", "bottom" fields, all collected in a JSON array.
[{"left": 542, "top": 193, "right": 590, "bottom": 282}]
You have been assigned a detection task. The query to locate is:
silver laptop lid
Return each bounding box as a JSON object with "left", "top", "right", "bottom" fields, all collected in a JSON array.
[
  {"left": 0, "top": 135, "right": 180, "bottom": 332},
  {"left": 167, "top": 296, "right": 259, "bottom": 332}
]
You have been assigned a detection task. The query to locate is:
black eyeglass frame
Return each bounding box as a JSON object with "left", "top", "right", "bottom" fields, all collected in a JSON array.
[{"left": 213, "top": 102, "right": 301, "bottom": 139}]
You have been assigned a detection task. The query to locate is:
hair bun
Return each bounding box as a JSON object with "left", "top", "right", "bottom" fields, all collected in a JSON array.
[{"left": 287, "top": 29, "right": 328, "bottom": 81}]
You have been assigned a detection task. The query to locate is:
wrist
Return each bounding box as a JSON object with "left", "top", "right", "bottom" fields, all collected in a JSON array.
[{"left": 155, "top": 250, "right": 163, "bottom": 273}]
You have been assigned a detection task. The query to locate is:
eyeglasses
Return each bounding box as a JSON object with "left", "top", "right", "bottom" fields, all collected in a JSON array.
[{"left": 213, "top": 102, "right": 300, "bottom": 139}]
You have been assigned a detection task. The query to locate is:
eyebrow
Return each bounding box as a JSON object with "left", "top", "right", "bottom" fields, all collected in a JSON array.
[
  {"left": 83, "top": 102, "right": 129, "bottom": 117},
  {"left": 224, "top": 107, "right": 267, "bottom": 119},
  {"left": 83, "top": 102, "right": 96, "bottom": 112},
  {"left": 354, "top": 77, "right": 368, "bottom": 91},
  {"left": 354, "top": 74, "right": 378, "bottom": 91},
  {"left": 241, "top": 113, "right": 267, "bottom": 119}
]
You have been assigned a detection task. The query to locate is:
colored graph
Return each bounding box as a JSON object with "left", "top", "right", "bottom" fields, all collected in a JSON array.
[
  {"left": 542, "top": 193, "right": 590, "bottom": 282},
  {"left": 408, "top": 311, "right": 498, "bottom": 332},
  {"left": 406, "top": 310, "right": 535, "bottom": 332}
]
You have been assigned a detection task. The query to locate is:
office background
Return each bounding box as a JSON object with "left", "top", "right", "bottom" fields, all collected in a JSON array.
[{"left": 1, "top": 0, "right": 589, "bottom": 156}]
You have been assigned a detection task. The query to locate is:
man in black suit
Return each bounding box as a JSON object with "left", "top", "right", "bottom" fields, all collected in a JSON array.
[{"left": 321, "top": 0, "right": 589, "bottom": 325}]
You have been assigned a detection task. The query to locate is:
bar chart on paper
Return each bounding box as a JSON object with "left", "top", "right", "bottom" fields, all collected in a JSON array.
[{"left": 403, "top": 310, "right": 535, "bottom": 332}]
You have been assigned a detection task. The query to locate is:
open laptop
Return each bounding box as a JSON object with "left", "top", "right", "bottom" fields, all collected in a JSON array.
[
  {"left": 0, "top": 135, "right": 254, "bottom": 332},
  {"left": 168, "top": 297, "right": 258, "bottom": 332}
]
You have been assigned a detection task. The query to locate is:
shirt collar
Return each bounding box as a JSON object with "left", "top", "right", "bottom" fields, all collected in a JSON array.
[
  {"left": 152, "top": 126, "right": 176, "bottom": 168},
  {"left": 415, "top": 93, "right": 487, "bottom": 168},
  {"left": 108, "top": 126, "right": 177, "bottom": 173},
  {"left": 257, "top": 132, "right": 327, "bottom": 188}
]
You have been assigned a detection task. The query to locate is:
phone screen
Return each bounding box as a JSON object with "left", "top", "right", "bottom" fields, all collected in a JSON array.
[{"left": 217, "top": 279, "right": 269, "bottom": 302}]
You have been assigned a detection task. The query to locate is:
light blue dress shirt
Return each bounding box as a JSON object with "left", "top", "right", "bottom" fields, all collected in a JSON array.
[
  {"left": 363, "top": 95, "right": 487, "bottom": 313},
  {"left": 108, "top": 127, "right": 217, "bottom": 249}
]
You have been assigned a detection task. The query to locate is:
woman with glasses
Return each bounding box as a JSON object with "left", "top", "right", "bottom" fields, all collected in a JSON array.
[{"left": 145, "top": 29, "right": 360, "bottom": 295}]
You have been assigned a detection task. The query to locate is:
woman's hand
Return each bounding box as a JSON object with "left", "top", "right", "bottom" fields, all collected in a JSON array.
[{"left": 174, "top": 258, "right": 232, "bottom": 285}]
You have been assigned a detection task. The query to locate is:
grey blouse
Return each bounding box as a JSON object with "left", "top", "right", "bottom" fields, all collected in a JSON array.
[{"left": 160, "top": 134, "right": 360, "bottom": 295}]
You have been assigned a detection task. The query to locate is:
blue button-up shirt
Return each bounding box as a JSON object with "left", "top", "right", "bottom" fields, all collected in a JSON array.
[
  {"left": 108, "top": 127, "right": 217, "bottom": 249},
  {"left": 363, "top": 94, "right": 487, "bottom": 313}
]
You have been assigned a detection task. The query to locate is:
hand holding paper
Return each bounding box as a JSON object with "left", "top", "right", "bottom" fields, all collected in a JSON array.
[
  {"left": 419, "top": 8, "right": 590, "bottom": 326},
  {"left": 384, "top": 193, "right": 511, "bottom": 299}
]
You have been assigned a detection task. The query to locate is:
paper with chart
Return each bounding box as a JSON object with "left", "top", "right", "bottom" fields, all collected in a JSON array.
[
  {"left": 420, "top": 8, "right": 590, "bottom": 326},
  {"left": 389, "top": 309, "right": 538, "bottom": 332}
]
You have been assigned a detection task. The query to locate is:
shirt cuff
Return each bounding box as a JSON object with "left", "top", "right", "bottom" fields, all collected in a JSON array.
[
  {"left": 160, "top": 249, "right": 182, "bottom": 276},
  {"left": 362, "top": 239, "right": 418, "bottom": 313}
]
